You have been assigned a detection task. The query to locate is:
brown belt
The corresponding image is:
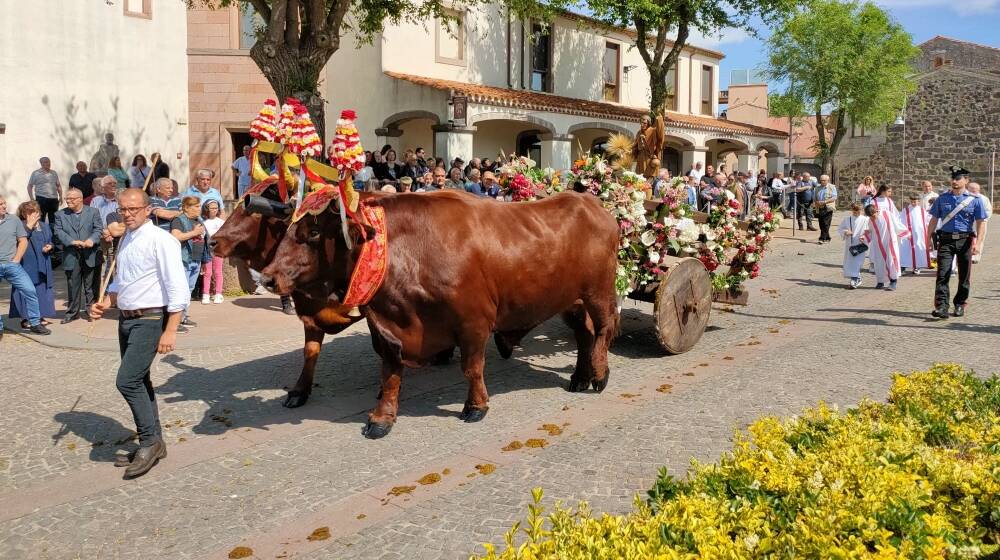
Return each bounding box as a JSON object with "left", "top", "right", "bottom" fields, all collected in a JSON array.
[{"left": 120, "top": 307, "right": 166, "bottom": 319}]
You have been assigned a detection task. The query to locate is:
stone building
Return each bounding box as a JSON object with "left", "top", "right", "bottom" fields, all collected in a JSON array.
[{"left": 838, "top": 37, "right": 1000, "bottom": 208}]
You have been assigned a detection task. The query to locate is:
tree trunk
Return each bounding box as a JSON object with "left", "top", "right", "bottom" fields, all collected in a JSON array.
[
  {"left": 648, "top": 66, "right": 668, "bottom": 117},
  {"left": 250, "top": 40, "right": 333, "bottom": 143}
]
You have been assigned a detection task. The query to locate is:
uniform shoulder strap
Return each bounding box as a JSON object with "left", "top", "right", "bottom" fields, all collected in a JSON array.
[{"left": 937, "top": 196, "right": 975, "bottom": 230}]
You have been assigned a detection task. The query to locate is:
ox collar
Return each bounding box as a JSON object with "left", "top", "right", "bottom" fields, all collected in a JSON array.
[{"left": 341, "top": 204, "right": 388, "bottom": 308}]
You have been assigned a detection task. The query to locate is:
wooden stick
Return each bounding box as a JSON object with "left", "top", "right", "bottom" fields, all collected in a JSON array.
[{"left": 141, "top": 153, "right": 160, "bottom": 194}]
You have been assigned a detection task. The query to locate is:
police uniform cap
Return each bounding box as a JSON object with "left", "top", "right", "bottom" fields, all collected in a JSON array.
[{"left": 949, "top": 165, "right": 970, "bottom": 180}]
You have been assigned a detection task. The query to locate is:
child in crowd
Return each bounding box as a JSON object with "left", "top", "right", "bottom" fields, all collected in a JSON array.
[
  {"left": 863, "top": 202, "right": 909, "bottom": 291},
  {"left": 899, "top": 193, "right": 931, "bottom": 275},
  {"left": 839, "top": 202, "right": 869, "bottom": 289},
  {"left": 201, "top": 200, "right": 226, "bottom": 304}
]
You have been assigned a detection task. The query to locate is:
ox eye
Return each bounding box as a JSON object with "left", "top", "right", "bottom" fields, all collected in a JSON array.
[{"left": 308, "top": 228, "right": 322, "bottom": 241}]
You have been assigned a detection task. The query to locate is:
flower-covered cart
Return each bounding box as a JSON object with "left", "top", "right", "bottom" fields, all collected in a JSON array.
[{"left": 498, "top": 154, "right": 781, "bottom": 354}]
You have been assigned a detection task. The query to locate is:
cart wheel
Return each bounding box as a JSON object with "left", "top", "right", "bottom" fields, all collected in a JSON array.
[{"left": 653, "top": 257, "right": 712, "bottom": 354}]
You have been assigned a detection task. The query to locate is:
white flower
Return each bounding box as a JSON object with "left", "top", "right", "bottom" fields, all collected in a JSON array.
[
  {"left": 662, "top": 217, "right": 677, "bottom": 228},
  {"left": 641, "top": 230, "right": 657, "bottom": 246},
  {"left": 647, "top": 250, "right": 660, "bottom": 264}
]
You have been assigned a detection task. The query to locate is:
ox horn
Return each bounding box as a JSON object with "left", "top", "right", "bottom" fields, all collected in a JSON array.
[{"left": 244, "top": 195, "right": 292, "bottom": 218}]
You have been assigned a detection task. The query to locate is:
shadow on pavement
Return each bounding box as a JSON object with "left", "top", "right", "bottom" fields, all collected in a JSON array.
[
  {"left": 736, "top": 307, "right": 1000, "bottom": 335},
  {"left": 52, "top": 410, "right": 139, "bottom": 463},
  {"left": 230, "top": 296, "right": 287, "bottom": 311}
]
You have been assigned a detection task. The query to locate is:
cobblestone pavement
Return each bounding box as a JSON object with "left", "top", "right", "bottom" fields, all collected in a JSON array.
[{"left": 1, "top": 225, "right": 998, "bottom": 560}]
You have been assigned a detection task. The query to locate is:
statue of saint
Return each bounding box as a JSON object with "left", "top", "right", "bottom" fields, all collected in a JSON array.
[
  {"left": 631, "top": 115, "right": 665, "bottom": 179},
  {"left": 90, "top": 132, "right": 120, "bottom": 177}
]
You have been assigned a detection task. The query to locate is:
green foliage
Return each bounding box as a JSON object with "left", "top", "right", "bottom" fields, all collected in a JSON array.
[
  {"left": 473, "top": 364, "right": 1000, "bottom": 559},
  {"left": 767, "top": 0, "right": 920, "bottom": 167},
  {"left": 768, "top": 91, "right": 806, "bottom": 124}
]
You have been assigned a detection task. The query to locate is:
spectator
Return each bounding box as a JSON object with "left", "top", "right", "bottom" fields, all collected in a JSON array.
[
  {"left": 54, "top": 188, "right": 103, "bottom": 323},
  {"left": 687, "top": 162, "right": 704, "bottom": 181},
  {"left": 464, "top": 157, "right": 482, "bottom": 178},
  {"left": 813, "top": 175, "right": 837, "bottom": 244},
  {"left": 380, "top": 184, "right": 397, "bottom": 193},
  {"left": 364, "top": 178, "right": 381, "bottom": 193},
  {"left": 796, "top": 173, "right": 818, "bottom": 230},
  {"left": 704, "top": 164, "right": 715, "bottom": 179},
  {"left": 416, "top": 171, "right": 436, "bottom": 192},
  {"left": 415, "top": 147, "right": 429, "bottom": 168},
  {"left": 651, "top": 169, "right": 670, "bottom": 199},
  {"left": 150, "top": 152, "right": 170, "bottom": 183},
  {"left": 232, "top": 145, "right": 252, "bottom": 198},
  {"left": 684, "top": 176, "right": 698, "bottom": 207},
  {"left": 150, "top": 178, "right": 182, "bottom": 232},
  {"left": 354, "top": 153, "right": 375, "bottom": 188},
  {"left": 920, "top": 180, "right": 939, "bottom": 211},
  {"left": 483, "top": 171, "right": 500, "bottom": 198},
  {"left": 375, "top": 147, "right": 402, "bottom": 181},
  {"left": 429, "top": 168, "right": 448, "bottom": 192},
  {"left": 446, "top": 167, "right": 465, "bottom": 189},
  {"left": 170, "top": 196, "right": 207, "bottom": 331},
  {"left": 400, "top": 151, "right": 425, "bottom": 181},
  {"left": 465, "top": 168, "right": 485, "bottom": 196},
  {"left": 398, "top": 176, "right": 414, "bottom": 193},
  {"left": 90, "top": 176, "right": 120, "bottom": 225},
  {"left": 8, "top": 200, "right": 56, "bottom": 328},
  {"left": 27, "top": 156, "right": 62, "bottom": 225},
  {"left": 698, "top": 176, "right": 720, "bottom": 212},
  {"left": 451, "top": 157, "right": 465, "bottom": 171},
  {"left": 200, "top": 200, "right": 226, "bottom": 305},
  {"left": 128, "top": 155, "right": 151, "bottom": 192},
  {"left": 69, "top": 161, "right": 98, "bottom": 204},
  {"left": 107, "top": 156, "right": 130, "bottom": 190},
  {"left": 857, "top": 175, "right": 876, "bottom": 206},
  {"left": 183, "top": 169, "right": 225, "bottom": 210},
  {"left": 839, "top": 202, "right": 868, "bottom": 289},
  {"left": 434, "top": 157, "right": 446, "bottom": 170},
  {"left": 0, "top": 197, "right": 51, "bottom": 337}
]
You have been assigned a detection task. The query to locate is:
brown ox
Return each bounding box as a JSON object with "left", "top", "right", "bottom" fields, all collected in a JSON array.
[
  {"left": 261, "top": 190, "right": 620, "bottom": 439},
  {"left": 209, "top": 184, "right": 362, "bottom": 408}
]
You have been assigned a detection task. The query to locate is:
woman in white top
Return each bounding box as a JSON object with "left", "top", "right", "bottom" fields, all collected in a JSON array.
[
  {"left": 200, "top": 200, "right": 226, "bottom": 304},
  {"left": 838, "top": 202, "right": 869, "bottom": 289},
  {"left": 128, "top": 155, "right": 151, "bottom": 192}
]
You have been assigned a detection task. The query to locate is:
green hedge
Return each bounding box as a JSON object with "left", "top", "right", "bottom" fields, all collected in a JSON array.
[{"left": 473, "top": 364, "right": 1000, "bottom": 559}]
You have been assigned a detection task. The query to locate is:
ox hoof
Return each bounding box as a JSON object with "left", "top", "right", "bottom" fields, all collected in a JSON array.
[
  {"left": 362, "top": 420, "right": 394, "bottom": 439},
  {"left": 494, "top": 333, "right": 514, "bottom": 360},
  {"left": 283, "top": 391, "right": 310, "bottom": 408},
  {"left": 566, "top": 376, "right": 591, "bottom": 393},
  {"left": 591, "top": 372, "right": 610, "bottom": 393},
  {"left": 459, "top": 403, "right": 489, "bottom": 423}
]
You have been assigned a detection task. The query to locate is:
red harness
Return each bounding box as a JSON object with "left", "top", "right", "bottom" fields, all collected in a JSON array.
[{"left": 343, "top": 204, "right": 388, "bottom": 307}]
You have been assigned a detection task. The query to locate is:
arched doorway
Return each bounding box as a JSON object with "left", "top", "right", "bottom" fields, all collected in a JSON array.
[
  {"left": 469, "top": 113, "right": 556, "bottom": 164},
  {"left": 379, "top": 111, "right": 442, "bottom": 156},
  {"left": 516, "top": 131, "right": 542, "bottom": 164},
  {"left": 662, "top": 133, "right": 695, "bottom": 177},
  {"left": 566, "top": 122, "right": 635, "bottom": 161},
  {"left": 706, "top": 138, "right": 751, "bottom": 174},
  {"left": 756, "top": 141, "right": 786, "bottom": 175}
]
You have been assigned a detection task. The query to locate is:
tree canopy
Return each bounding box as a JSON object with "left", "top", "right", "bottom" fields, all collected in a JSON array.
[{"left": 767, "top": 0, "right": 919, "bottom": 174}]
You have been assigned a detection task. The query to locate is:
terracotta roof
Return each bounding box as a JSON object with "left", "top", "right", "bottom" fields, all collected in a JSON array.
[{"left": 385, "top": 72, "right": 787, "bottom": 138}]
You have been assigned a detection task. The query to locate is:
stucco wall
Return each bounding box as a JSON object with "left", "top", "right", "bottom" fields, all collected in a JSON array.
[{"left": 0, "top": 1, "right": 189, "bottom": 206}]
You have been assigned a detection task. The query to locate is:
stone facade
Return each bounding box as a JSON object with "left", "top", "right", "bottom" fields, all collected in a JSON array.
[
  {"left": 838, "top": 66, "right": 1000, "bottom": 208},
  {"left": 916, "top": 36, "right": 1000, "bottom": 75}
]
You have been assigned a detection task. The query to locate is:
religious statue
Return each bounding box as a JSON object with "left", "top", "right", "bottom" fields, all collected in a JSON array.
[
  {"left": 631, "top": 115, "right": 665, "bottom": 179},
  {"left": 90, "top": 132, "right": 120, "bottom": 177}
]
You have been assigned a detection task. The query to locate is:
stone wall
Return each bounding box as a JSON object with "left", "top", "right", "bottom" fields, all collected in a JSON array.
[
  {"left": 916, "top": 37, "right": 1000, "bottom": 74},
  {"left": 837, "top": 67, "right": 1000, "bottom": 209}
]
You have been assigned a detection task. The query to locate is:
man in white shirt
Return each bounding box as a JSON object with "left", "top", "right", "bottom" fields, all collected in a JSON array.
[
  {"left": 91, "top": 188, "right": 189, "bottom": 479},
  {"left": 920, "top": 180, "right": 939, "bottom": 211},
  {"left": 232, "top": 146, "right": 252, "bottom": 198},
  {"left": 967, "top": 182, "right": 992, "bottom": 263},
  {"left": 687, "top": 162, "right": 704, "bottom": 182}
]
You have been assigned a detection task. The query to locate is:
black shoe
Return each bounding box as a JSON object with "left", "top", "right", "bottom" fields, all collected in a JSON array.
[
  {"left": 124, "top": 440, "right": 166, "bottom": 479},
  {"left": 60, "top": 315, "right": 78, "bottom": 324},
  {"left": 180, "top": 318, "right": 197, "bottom": 327},
  {"left": 953, "top": 305, "right": 966, "bottom": 317},
  {"left": 29, "top": 323, "right": 51, "bottom": 335},
  {"left": 932, "top": 306, "right": 949, "bottom": 319},
  {"left": 176, "top": 325, "right": 189, "bottom": 334}
]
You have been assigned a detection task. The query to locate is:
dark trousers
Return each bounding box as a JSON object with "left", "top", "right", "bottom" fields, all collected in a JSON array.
[
  {"left": 117, "top": 313, "right": 166, "bottom": 447},
  {"left": 934, "top": 234, "right": 974, "bottom": 308},
  {"left": 817, "top": 209, "right": 834, "bottom": 241},
  {"left": 796, "top": 201, "right": 814, "bottom": 226},
  {"left": 64, "top": 263, "right": 95, "bottom": 318},
  {"left": 36, "top": 196, "right": 59, "bottom": 225}
]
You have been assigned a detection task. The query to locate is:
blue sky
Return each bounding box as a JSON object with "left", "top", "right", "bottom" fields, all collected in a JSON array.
[{"left": 691, "top": 0, "right": 1000, "bottom": 90}]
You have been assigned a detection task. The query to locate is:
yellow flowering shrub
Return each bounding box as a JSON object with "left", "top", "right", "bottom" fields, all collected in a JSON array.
[{"left": 473, "top": 364, "right": 1000, "bottom": 560}]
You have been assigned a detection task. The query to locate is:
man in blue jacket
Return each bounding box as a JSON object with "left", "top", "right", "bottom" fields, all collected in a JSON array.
[{"left": 54, "top": 188, "right": 104, "bottom": 323}]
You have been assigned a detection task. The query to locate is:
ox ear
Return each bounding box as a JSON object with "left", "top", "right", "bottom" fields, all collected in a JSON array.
[{"left": 245, "top": 195, "right": 291, "bottom": 219}]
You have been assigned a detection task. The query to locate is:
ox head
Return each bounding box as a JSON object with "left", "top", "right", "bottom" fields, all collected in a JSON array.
[
  {"left": 258, "top": 201, "right": 360, "bottom": 298},
  {"left": 210, "top": 181, "right": 291, "bottom": 271}
]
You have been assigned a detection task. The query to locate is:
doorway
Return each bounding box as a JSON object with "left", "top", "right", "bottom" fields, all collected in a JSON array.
[{"left": 230, "top": 131, "right": 252, "bottom": 198}]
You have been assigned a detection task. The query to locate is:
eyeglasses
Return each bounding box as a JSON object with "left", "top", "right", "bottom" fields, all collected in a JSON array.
[{"left": 119, "top": 206, "right": 149, "bottom": 215}]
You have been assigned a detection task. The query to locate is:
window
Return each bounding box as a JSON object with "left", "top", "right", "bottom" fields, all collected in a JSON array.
[
  {"left": 123, "top": 0, "right": 151, "bottom": 19},
  {"left": 435, "top": 9, "right": 465, "bottom": 65},
  {"left": 603, "top": 43, "right": 620, "bottom": 102},
  {"left": 530, "top": 24, "right": 552, "bottom": 93},
  {"left": 239, "top": 5, "right": 263, "bottom": 49},
  {"left": 664, "top": 64, "right": 678, "bottom": 111},
  {"left": 933, "top": 56, "right": 944, "bottom": 69},
  {"left": 700, "top": 65, "right": 713, "bottom": 115}
]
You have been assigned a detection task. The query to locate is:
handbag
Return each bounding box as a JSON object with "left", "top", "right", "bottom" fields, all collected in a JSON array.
[{"left": 849, "top": 243, "right": 868, "bottom": 257}]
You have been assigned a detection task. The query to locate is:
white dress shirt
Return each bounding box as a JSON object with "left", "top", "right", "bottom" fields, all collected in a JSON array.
[{"left": 109, "top": 220, "right": 190, "bottom": 312}]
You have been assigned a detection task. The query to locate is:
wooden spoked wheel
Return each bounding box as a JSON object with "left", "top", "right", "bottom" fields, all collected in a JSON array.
[{"left": 653, "top": 256, "right": 713, "bottom": 354}]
